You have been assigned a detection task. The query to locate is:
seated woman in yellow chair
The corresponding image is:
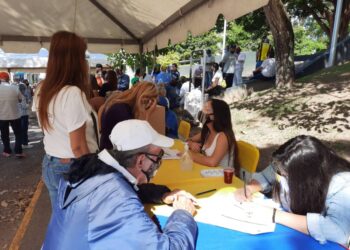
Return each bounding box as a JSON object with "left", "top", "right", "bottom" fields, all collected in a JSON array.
[{"left": 187, "top": 99, "right": 239, "bottom": 174}]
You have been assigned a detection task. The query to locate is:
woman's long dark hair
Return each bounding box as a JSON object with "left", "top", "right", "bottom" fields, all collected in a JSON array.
[
  {"left": 38, "top": 31, "right": 89, "bottom": 131},
  {"left": 272, "top": 135, "right": 350, "bottom": 215},
  {"left": 200, "top": 99, "right": 239, "bottom": 174},
  {"left": 105, "top": 70, "right": 118, "bottom": 90}
]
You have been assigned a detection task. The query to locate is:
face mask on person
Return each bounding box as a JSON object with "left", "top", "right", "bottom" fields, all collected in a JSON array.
[{"left": 141, "top": 150, "right": 164, "bottom": 182}]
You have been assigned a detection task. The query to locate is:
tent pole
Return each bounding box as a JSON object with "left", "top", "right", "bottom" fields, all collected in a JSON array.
[
  {"left": 327, "top": 0, "right": 343, "bottom": 68},
  {"left": 222, "top": 19, "right": 227, "bottom": 59},
  {"left": 201, "top": 49, "right": 206, "bottom": 107},
  {"left": 139, "top": 43, "right": 144, "bottom": 72}
]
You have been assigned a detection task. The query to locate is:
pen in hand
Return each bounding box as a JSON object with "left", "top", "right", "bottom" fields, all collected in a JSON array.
[
  {"left": 195, "top": 189, "right": 217, "bottom": 196},
  {"left": 243, "top": 171, "right": 247, "bottom": 198}
]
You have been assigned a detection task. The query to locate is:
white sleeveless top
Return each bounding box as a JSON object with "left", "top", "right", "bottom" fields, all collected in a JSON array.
[{"left": 202, "top": 133, "right": 232, "bottom": 168}]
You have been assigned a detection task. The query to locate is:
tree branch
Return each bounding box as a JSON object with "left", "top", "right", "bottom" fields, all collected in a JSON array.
[{"left": 302, "top": 4, "right": 331, "bottom": 37}]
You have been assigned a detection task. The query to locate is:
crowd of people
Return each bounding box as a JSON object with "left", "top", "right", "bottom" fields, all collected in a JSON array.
[
  {"left": 1, "top": 30, "right": 349, "bottom": 248},
  {"left": 0, "top": 73, "right": 33, "bottom": 158}
]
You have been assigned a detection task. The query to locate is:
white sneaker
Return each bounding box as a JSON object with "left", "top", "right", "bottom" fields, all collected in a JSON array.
[{"left": 22, "top": 144, "right": 33, "bottom": 149}]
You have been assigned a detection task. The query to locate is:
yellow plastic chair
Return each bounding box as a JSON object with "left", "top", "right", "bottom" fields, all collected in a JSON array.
[
  {"left": 237, "top": 140, "right": 260, "bottom": 175},
  {"left": 178, "top": 120, "right": 191, "bottom": 141}
]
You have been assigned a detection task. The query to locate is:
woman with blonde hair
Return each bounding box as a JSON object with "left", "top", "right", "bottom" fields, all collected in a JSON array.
[
  {"left": 34, "top": 31, "right": 98, "bottom": 208},
  {"left": 99, "top": 82, "right": 158, "bottom": 150}
]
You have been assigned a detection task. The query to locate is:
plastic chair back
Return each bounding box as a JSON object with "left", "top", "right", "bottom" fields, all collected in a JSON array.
[
  {"left": 178, "top": 120, "right": 191, "bottom": 141},
  {"left": 237, "top": 140, "right": 259, "bottom": 175}
]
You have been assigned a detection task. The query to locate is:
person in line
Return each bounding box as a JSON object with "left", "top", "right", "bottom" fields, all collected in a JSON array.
[
  {"left": 152, "top": 64, "right": 161, "bottom": 82},
  {"left": 155, "top": 65, "right": 172, "bottom": 84},
  {"left": 170, "top": 63, "right": 180, "bottom": 86},
  {"left": 116, "top": 66, "right": 130, "bottom": 91},
  {"left": 23, "top": 79, "right": 34, "bottom": 105},
  {"left": 205, "top": 63, "right": 224, "bottom": 97},
  {"left": 252, "top": 57, "right": 276, "bottom": 80},
  {"left": 187, "top": 99, "right": 239, "bottom": 172},
  {"left": 42, "top": 119, "right": 198, "bottom": 249},
  {"left": 179, "top": 76, "right": 194, "bottom": 107},
  {"left": 95, "top": 63, "right": 104, "bottom": 88},
  {"left": 256, "top": 36, "right": 274, "bottom": 68},
  {"left": 34, "top": 31, "right": 98, "bottom": 208},
  {"left": 99, "top": 70, "right": 118, "bottom": 97},
  {"left": 0, "top": 71, "right": 24, "bottom": 158},
  {"left": 234, "top": 135, "right": 350, "bottom": 247},
  {"left": 158, "top": 96, "right": 178, "bottom": 139},
  {"left": 18, "top": 84, "right": 32, "bottom": 149},
  {"left": 99, "top": 82, "right": 158, "bottom": 150},
  {"left": 233, "top": 47, "right": 246, "bottom": 87},
  {"left": 131, "top": 68, "right": 142, "bottom": 86},
  {"left": 204, "top": 49, "right": 215, "bottom": 88},
  {"left": 220, "top": 44, "right": 237, "bottom": 88},
  {"left": 89, "top": 74, "right": 100, "bottom": 98}
]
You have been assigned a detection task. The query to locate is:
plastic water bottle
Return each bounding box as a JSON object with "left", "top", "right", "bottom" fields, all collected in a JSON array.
[{"left": 181, "top": 143, "right": 193, "bottom": 171}]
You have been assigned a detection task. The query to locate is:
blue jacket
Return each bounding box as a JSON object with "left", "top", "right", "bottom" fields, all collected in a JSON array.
[{"left": 43, "top": 172, "right": 197, "bottom": 250}]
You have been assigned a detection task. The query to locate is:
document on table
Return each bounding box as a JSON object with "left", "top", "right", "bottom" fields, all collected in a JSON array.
[
  {"left": 153, "top": 187, "right": 278, "bottom": 235},
  {"left": 162, "top": 148, "right": 180, "bottom": 160}
]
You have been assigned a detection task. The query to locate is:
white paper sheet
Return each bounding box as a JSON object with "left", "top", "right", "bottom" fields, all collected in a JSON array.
[
  {"left": 153, "top": 189, "right": 278, "bottom": 235},
  {"left": 200, "top": 169, "right": 224, "bottom": 177},
  {"left": 162, "top": 148, "right": 181, "bottom": 160}
]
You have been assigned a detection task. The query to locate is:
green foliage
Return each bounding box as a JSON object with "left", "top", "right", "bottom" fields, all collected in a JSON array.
[
  {"left": 226, "top": 22, "right": 258, "bottom": 51},
  {"left": 107, "top": 49, "right": 154, "bottom": 70},
  {"left": 156, "top": 51, "right": 180, "bottom": 67},
  {"left": 235, "top": 9, "right": 269, "bottom": 42},
  {"left": 169, "top": 30, "right": 221, "bottom": 60},
  {"left": 294, "top": 25, "right": 327, "bottom": 55}
]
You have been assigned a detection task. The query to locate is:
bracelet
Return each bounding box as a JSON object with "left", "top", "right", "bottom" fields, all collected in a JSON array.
[{"left": 272, "top": 208, "right": 277, "bottom": 223}]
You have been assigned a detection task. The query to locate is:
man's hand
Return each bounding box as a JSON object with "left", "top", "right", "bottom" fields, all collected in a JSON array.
[
  {"left": 173, "top": 195, "right": 196, "bottom": 216},
  {"left": 162, "top": 189, "right": 198, "bottom": 206}
]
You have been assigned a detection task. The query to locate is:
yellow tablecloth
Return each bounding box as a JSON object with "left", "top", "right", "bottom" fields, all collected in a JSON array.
[{"left": 151, "top": 140, "right": 243, "bottom": 196}]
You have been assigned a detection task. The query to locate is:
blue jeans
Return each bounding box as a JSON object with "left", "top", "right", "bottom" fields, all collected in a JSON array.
[
  {"left": 42, "top": 154, "right": 72, "bottom": 209},
  {"left": 205, "top": 71, "right": 213, "bottom": 88},
  {"left": 233, "top": 68, "right": 243, "bottom": 87},
  {"left": 21, "top": 115, "right": 29, "bottom": 145},
  {"left": 0, "top": 118, "right": 22, "bottom": 154}
]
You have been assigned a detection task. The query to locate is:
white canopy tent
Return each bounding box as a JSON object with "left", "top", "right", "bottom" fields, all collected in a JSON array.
[{"left": 0, "top": 0, "right": 269, "bottom": 54}]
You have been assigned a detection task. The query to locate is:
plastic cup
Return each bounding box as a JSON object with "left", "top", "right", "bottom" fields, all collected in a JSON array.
[{"left": 224, "top": 168, "right": 234, "bottom": 184}]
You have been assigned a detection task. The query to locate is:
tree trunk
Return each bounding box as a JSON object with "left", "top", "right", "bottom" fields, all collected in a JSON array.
[
  {"left": 339, "top": 0, "right": 350, "bottom": 41},
  {"left": 264, "top": 0, "right": 295, "bottom": 88}
]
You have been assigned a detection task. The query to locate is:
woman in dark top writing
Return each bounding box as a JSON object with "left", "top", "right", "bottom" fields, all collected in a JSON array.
[{"left": 99, "top": 82, "right": 158, "bottom": 150}]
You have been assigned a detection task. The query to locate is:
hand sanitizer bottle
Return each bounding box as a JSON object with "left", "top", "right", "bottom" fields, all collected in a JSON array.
[{"left": 181, "top": 143, "right": 193, "bottom": 171}]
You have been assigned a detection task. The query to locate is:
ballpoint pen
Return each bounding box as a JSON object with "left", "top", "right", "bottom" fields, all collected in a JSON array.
[
  {"left": 195, "top": 189, "right": 217, "bottom": 196},
  {"left": 243, "top": 171, "right": 247, "bottom": 198}
]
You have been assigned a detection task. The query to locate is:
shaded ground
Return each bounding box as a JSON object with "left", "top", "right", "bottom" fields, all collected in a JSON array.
[
  {"left": 0, "top": 114, "right": 44, "bottom": 249},
  {"left": 231, "top": 62, "right": 350, "bottom": 170}
]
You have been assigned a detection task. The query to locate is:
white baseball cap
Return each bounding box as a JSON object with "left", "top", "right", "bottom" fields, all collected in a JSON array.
[{"left": 110, "top": 119, "right": 174, "bottom": 151}]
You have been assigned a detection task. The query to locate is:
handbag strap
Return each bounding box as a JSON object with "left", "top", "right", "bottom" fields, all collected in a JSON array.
[{"left": 91, "top": 112, "right": 100, "bottom": 151}]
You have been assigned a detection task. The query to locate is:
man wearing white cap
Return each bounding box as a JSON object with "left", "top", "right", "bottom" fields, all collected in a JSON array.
[{"left": 43, "top": 119, "right": 198, "bottom": 250}]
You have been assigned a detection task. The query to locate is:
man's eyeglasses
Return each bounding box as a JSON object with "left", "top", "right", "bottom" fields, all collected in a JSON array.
[
  {"left": 141, "top": 149, "right": 164, "bottom": 166},
  {"left": 140, "top": 149, "right": 164, "bottom": 179}
]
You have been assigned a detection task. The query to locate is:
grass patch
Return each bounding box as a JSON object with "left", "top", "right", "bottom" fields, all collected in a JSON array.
[{"left": 297, "top": 62, "right": 350, "bottom": 84}]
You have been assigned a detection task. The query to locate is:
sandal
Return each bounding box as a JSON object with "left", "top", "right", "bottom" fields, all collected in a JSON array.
[
  {"left": 15, "top": 153, "right": 26, "bottom": 158},
  {"left": 2, "top": 152, "right": 11, "bottom": 158}
]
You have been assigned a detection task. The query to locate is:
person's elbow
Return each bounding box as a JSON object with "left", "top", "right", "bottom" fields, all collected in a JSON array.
[{"left": 206, "top": 158, "right": 220, "bottom": 167}]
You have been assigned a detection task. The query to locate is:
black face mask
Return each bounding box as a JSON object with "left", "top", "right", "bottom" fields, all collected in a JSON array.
[
  {"left": 205, "top": 114, "right": 214, "bottom": 124},
  {"left": 140, "top": 150, "right": 163, "bottom": 182},
  {"left": 142, "top": 162, "right": 159, "bottom": 182},
  {"left": 141, "top": 170, "right": 152, "bottom": 182}
]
